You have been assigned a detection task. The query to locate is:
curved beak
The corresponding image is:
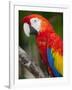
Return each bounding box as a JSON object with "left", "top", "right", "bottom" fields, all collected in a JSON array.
[{"left": 23, "top": 23, "right": 38, "bottom": 37}]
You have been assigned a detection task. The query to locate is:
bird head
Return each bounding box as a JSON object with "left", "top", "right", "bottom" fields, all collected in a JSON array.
[{"left": 22, "top": 14, "right": 49, "bottom": 37}]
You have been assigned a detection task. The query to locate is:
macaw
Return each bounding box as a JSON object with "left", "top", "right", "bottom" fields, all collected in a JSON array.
[{"left": 22, "top": 14, "right": 63, "bottom": 77}]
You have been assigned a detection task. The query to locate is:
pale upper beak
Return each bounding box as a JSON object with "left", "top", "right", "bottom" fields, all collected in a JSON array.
[{"left": 23, "top": 23, "right": 30, "bottom": 37}]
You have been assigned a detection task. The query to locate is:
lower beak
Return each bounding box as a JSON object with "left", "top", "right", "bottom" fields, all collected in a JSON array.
[{"left": 30, "top": 26, "right": 38, "bottom": 35}]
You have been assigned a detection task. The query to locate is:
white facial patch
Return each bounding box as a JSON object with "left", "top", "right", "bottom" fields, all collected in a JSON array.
[
  {"left": 30, "top": 18, "right": 41, "bottom": 32},
  {"left": 23, "top": 23, "right": 30, "bottom": 37}
]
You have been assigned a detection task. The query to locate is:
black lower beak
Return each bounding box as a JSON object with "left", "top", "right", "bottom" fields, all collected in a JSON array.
[{"left": 30, "top": 26, "right": 38, "bottom": 35}]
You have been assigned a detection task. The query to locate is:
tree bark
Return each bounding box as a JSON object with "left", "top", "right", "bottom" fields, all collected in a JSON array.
[{"left": 19, "top": 47, "right": 45, "bottom": 78}]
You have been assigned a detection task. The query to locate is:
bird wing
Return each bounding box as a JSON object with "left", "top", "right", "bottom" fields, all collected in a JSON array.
[{"left": 47, "top": 48, "right": 63, "bottom": 77}]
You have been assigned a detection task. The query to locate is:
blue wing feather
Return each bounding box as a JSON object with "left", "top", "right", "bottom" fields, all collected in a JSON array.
[{"left": 47, "top": 48, "right": 62, "bottom": 77}]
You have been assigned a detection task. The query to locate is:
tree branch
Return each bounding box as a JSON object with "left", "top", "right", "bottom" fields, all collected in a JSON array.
[{"left": 19, "top": 47, "right": 45, "bottom": 78}]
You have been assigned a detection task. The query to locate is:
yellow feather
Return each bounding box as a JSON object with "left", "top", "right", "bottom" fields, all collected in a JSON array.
[{"left": 52, "top": 49, "right": 63, "bottom": 75}]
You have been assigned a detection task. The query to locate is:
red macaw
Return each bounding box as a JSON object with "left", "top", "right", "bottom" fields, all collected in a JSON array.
[{"left": 22, "top": 14, "right": 63, "bottom": 77}]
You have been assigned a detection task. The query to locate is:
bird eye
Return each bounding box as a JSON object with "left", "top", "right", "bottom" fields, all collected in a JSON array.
[{"left": 33, "top": 19, "right": 37, "bottom": 22}]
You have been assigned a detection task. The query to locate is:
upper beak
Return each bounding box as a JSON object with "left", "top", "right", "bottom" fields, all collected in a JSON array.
[
  {"left": 30, "top": 25, "right": 38, "bottom": 35},
  {"left": 23, "top": 23, "right": 38, "bottom": 37}
]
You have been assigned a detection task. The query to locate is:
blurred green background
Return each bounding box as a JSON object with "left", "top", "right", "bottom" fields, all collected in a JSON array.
[{"left": 19, "top": 10, "right": 63, "bottom": 79}]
